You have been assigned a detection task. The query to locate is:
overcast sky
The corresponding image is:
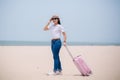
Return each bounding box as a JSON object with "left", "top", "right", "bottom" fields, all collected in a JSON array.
[{"left": 0, "top": 0, "right": 120, "bottom": 44}]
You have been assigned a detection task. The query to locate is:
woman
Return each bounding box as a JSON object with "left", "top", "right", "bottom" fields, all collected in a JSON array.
[{"left": 43, "top": 15, "right": 67, "bottom": 75}]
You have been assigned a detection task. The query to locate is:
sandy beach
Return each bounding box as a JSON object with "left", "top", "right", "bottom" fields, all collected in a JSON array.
[{"left": 0, "top": 46, "right": 120, "bottom": 80}]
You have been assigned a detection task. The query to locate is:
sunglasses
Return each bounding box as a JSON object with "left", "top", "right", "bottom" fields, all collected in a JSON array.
[{"left": 52, "top": 18, "right": 59, "bottom": 20}]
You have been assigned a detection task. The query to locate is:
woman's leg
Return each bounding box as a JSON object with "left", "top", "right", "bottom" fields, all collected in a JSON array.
[{"left": 51, "top": 40, "right": 62, "bottom": 72}]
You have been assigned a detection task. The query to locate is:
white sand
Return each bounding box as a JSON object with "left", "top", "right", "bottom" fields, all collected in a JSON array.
[{"left": 0, "top": 46, "right": 120, "bottom": 80}]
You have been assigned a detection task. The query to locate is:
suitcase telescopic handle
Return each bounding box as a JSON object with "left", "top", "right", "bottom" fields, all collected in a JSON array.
[{"left": 64, "top": 45, "right": 74, "bottom": 60}]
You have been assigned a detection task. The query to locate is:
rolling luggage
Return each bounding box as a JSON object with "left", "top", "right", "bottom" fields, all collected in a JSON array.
[{"left": 64, "top": 45, "right": 92, "bottom": 76}]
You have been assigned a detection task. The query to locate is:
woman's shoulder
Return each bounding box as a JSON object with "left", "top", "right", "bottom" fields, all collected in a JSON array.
[
  {"left": 57, "top": 24, "right": 63, "bottom": 27},
  {"left": 57, "top": 25, "right": 64, "bottom": 31}
]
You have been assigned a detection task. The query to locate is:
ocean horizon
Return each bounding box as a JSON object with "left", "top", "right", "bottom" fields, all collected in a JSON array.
[{"left": 0, "top": 41, "right": 120, "bottom": 46}]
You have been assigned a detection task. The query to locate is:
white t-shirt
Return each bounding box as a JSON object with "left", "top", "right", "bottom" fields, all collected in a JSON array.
[{"left": 48, "top": 24, "right": 65, "bottom": 39}]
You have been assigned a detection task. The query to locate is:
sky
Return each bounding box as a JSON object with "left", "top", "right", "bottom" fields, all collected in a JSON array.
[{"left": 0, "top": 0, "right": 120, "bottom": 44}]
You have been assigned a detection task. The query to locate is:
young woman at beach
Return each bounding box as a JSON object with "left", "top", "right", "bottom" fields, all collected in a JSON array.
[{"left": 43, "top": 15, "right": 67, "bottom": 75}]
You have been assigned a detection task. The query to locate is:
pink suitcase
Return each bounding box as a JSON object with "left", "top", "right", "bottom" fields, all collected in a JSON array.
[{"left": 65, "top": 46, "right": 92, "bottom": 76}]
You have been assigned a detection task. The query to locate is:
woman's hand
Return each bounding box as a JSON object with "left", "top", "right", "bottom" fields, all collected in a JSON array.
[
  {"left": 47, "top": 19, "right": 52, "bottom": 24},
  {"left": 50, "top": 18, "right": 53, "bottom": 22},
  {"left": 43, "top": 18, "right": 52, "bottom": 31},
  {"left": 63, "top": 41, "right": 67, "bottom": 46}
]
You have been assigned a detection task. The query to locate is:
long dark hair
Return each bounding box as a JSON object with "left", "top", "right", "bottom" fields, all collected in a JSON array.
[{"left": 57, "top": 18, "right": 61, "bottom": 25}]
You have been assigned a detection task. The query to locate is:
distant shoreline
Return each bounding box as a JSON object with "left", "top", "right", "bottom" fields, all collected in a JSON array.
[{"left": 0, "top": 41, "right": 120, "bottom": 46}]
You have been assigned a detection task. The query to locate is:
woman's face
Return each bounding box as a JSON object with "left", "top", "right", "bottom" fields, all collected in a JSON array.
[{"left": 52, "top": 18, "right": 59, "bottom": 24}]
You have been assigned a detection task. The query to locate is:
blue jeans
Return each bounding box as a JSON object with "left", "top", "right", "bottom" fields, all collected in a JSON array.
[{"left": 51, "top": 39, "right": 62, "bottom": 72}]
